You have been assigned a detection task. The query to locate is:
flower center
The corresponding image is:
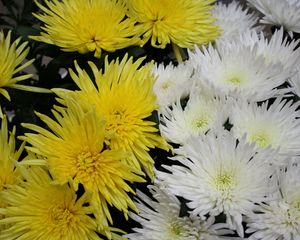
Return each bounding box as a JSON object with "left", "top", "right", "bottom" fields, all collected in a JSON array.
[
  {"left": 75, "top": 151, "right": 104, "bottom": 184},
  {"left": 106, "top": 108, "right": 135, "bottom": 138},
  {"left": 215, "top": 172, "right": 235, "bottom": 191},
  {"left": 169, "top": 221, "right": 183, "bottom": 236},
  {"left": 191, "top": 117, "right": 209, "bottom": 130},
  {"left": 226, "top": 76, "right": 242, "bottom": 85},
  {"left": 293, "top": 199, "right": 300, "bottom": 211},
  {"left": 0, "top": 173, "right": 15, "bottom": 192},
  {"left": 284, "top": 205, "right": 300, "bottom": 228},
  {"left": 48, "top": 204, "right": 76, "bottom": 229},
  {"left": 109, "top": 109, "right": 126, "bottom": 127},
  {"left": 160, "top": 80, "right": 171, "bottom": 90},
  {"left": 250, "top": 132, "right": 272, "bottom": 148}
]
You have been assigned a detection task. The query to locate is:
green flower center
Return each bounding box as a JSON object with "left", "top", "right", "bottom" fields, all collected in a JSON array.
[
  {"left": 192, "top": 117, "right": 209, "bottom": 129},
  {"left": 293, "top": 199, "right": 300, "bottom": 211},
  {"left": 250, "top": 132, "right": 272, "bottom": 148},
  {"left": 169, "top": 221, "right": 183, "bottom": 236},
  {"left": 215, "top": 172, "right": 235, "bottom": 191},
  {"left": 227, "top": 76, "right": 242, "bottom": 85}
]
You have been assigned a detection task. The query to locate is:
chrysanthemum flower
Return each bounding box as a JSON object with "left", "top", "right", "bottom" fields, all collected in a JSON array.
[
  {"left": 125, "top": 0, "right": 220, "bottom": 49},
  {"left": 246, "top": 162, "right": 300, "bottom": 240},
  {"left": 239, "top": 28, "right": 300, "bottom": 74},
  {"left": 126, "top": 184, "right": 232, "bottom": 240},
  {"left": 0, "top": 116, "right": 25, "bottom": 231},
  {"left": 159, "top": 95, "right": 229, "bottom": 145},
  {"left": 54, "top": 55, "right": 169, "bottom": 179},
  {"left": 21, "top": 100, "right": 144, "bottom": 228},
  {"left": 32, "top": 0, "right": 142, "bottom": 58},
  {"left": 157, "top": 131, "right": 276, "bottom": 237},
  {"left": 152, "top": 62, "right": 193, "bottom": 109},
  {"left": 212, "top": 1, "right": 261, "bottom": 41},
  {"left": 248, "top": 0, "right": 300, "bottom": 35},
  {"left": 189, "top": 42, "right": 286, "bottom": 101},
  {"left": 0, "top": 31, "right": 48, "bottom": 118},
  {"left": 0, "top": 167, "right": 125, "bottom": 240},
  {"left": 230, "top": 98, "right": 300, "bottom": 163}
]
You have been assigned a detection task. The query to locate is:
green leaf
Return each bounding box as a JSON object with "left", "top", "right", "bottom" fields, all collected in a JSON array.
[{"left": 15, "top": 25, "right": 40, "bottom": 40}]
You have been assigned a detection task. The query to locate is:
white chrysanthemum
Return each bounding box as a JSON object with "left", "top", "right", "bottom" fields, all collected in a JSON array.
[
  {"left": 152, "top": 62, "right": 193, "bottom": 108},
  {"left": 212, "top": 1, "right": 261, "bottom": 41},
  {"left": 248, "top": 0, "right": 300, "bottom": 34},
  {"left": 157, "top": 131, "right": 276, "bottom": 237},
  {"left": 238, "top": 28, "right": 300, "bottom": 74},
  {"left": 246, "top": 162, "right": 300, "bottom": 240},
  {"left": 159, "top": 95, "right": 229, "bottom": 145},
  {"left": 230, "top": 98, "right": 300, "bottom": 163},
  {"left": 126, "top": 184, "right": 233, "bottom": 240},
  {"left": 189, "top": 43, "right": 286, "bottom": 102}
]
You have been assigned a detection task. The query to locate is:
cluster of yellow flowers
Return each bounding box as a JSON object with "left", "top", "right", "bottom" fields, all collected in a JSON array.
[
  {"left": 32, "top": 0, "right": 219, "bottom": 57},
  {"left": 0, "top": 0, "right": 220, "bottom": 239},
  {"left": 0, "top": 55, "right": 170, "bottom": 239}
]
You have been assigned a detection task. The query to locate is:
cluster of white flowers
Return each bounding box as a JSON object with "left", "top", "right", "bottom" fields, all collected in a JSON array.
[{"left": 128, "top": 1, "right": 300, "bottom": 239}]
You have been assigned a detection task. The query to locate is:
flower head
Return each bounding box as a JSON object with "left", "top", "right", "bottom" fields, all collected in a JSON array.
[
  {"left": 0, "top": 167, "right": 125, "bottom": 240},
  {"left": 152, "top": 62, "right": 193, "bottom": 109},
  {"left": 212, "top": 1, "right": 261, "bottom": 41},
  {"left": 32, "top": 0, "right": 142, "bottom": 57},
  {"left": 230, "top": 98, "right": 300, "bottom": 163},
  {"left": 246, "top": 162, "right": 300, "bottom": 240},
  {"left": 0, "top": 31, "right": 41, "bottom": 117},
  {"left": 248, "top": 0, "right": 300, "bottom": 35},
  {"left": 126, "top": 184, "right": 232, "bottom": 240},
  {"left": 189, "top": 42, "right": 287, "bottom": 101},
  {"left": 157, "top": 131, "right": 276, "bottom": 237},
  {"left": 54, "top": 55, "right": 169, "bottom": 179},
  {"left": 21, "top": 100, "right": 143, "bottom": 227},
  {"left": 125, "top": 0, "right": 220, "bottom": 48},
  {"left": 160, "top": 95, "right": 229, "bottom": 145}
]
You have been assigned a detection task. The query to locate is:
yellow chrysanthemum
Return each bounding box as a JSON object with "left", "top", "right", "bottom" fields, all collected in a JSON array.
[
  {"left": 125, "top": 0, "right": 220, "bottom": 48},
  {"left": 54, "top": 55, "right": 169, "bottom": 179},
  {"left": 0, "top": 167, "right": 126, "bottom": 240},
  {"left": 21, "top": 100, "right": 143, "bottom": 228},
  {"left": 0, "top": 31, "right": 49, "bottom": 118},
  {"left": 0, "top": 116, "right": 25, "bottom": 231},
  {"left": 32, "top": 0, "right": 142, "bottom": 58}
]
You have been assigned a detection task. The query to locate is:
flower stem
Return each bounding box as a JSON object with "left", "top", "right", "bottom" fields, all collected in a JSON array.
[{"left": 172, "top": 42, "right": 183, "bottom": 63}]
